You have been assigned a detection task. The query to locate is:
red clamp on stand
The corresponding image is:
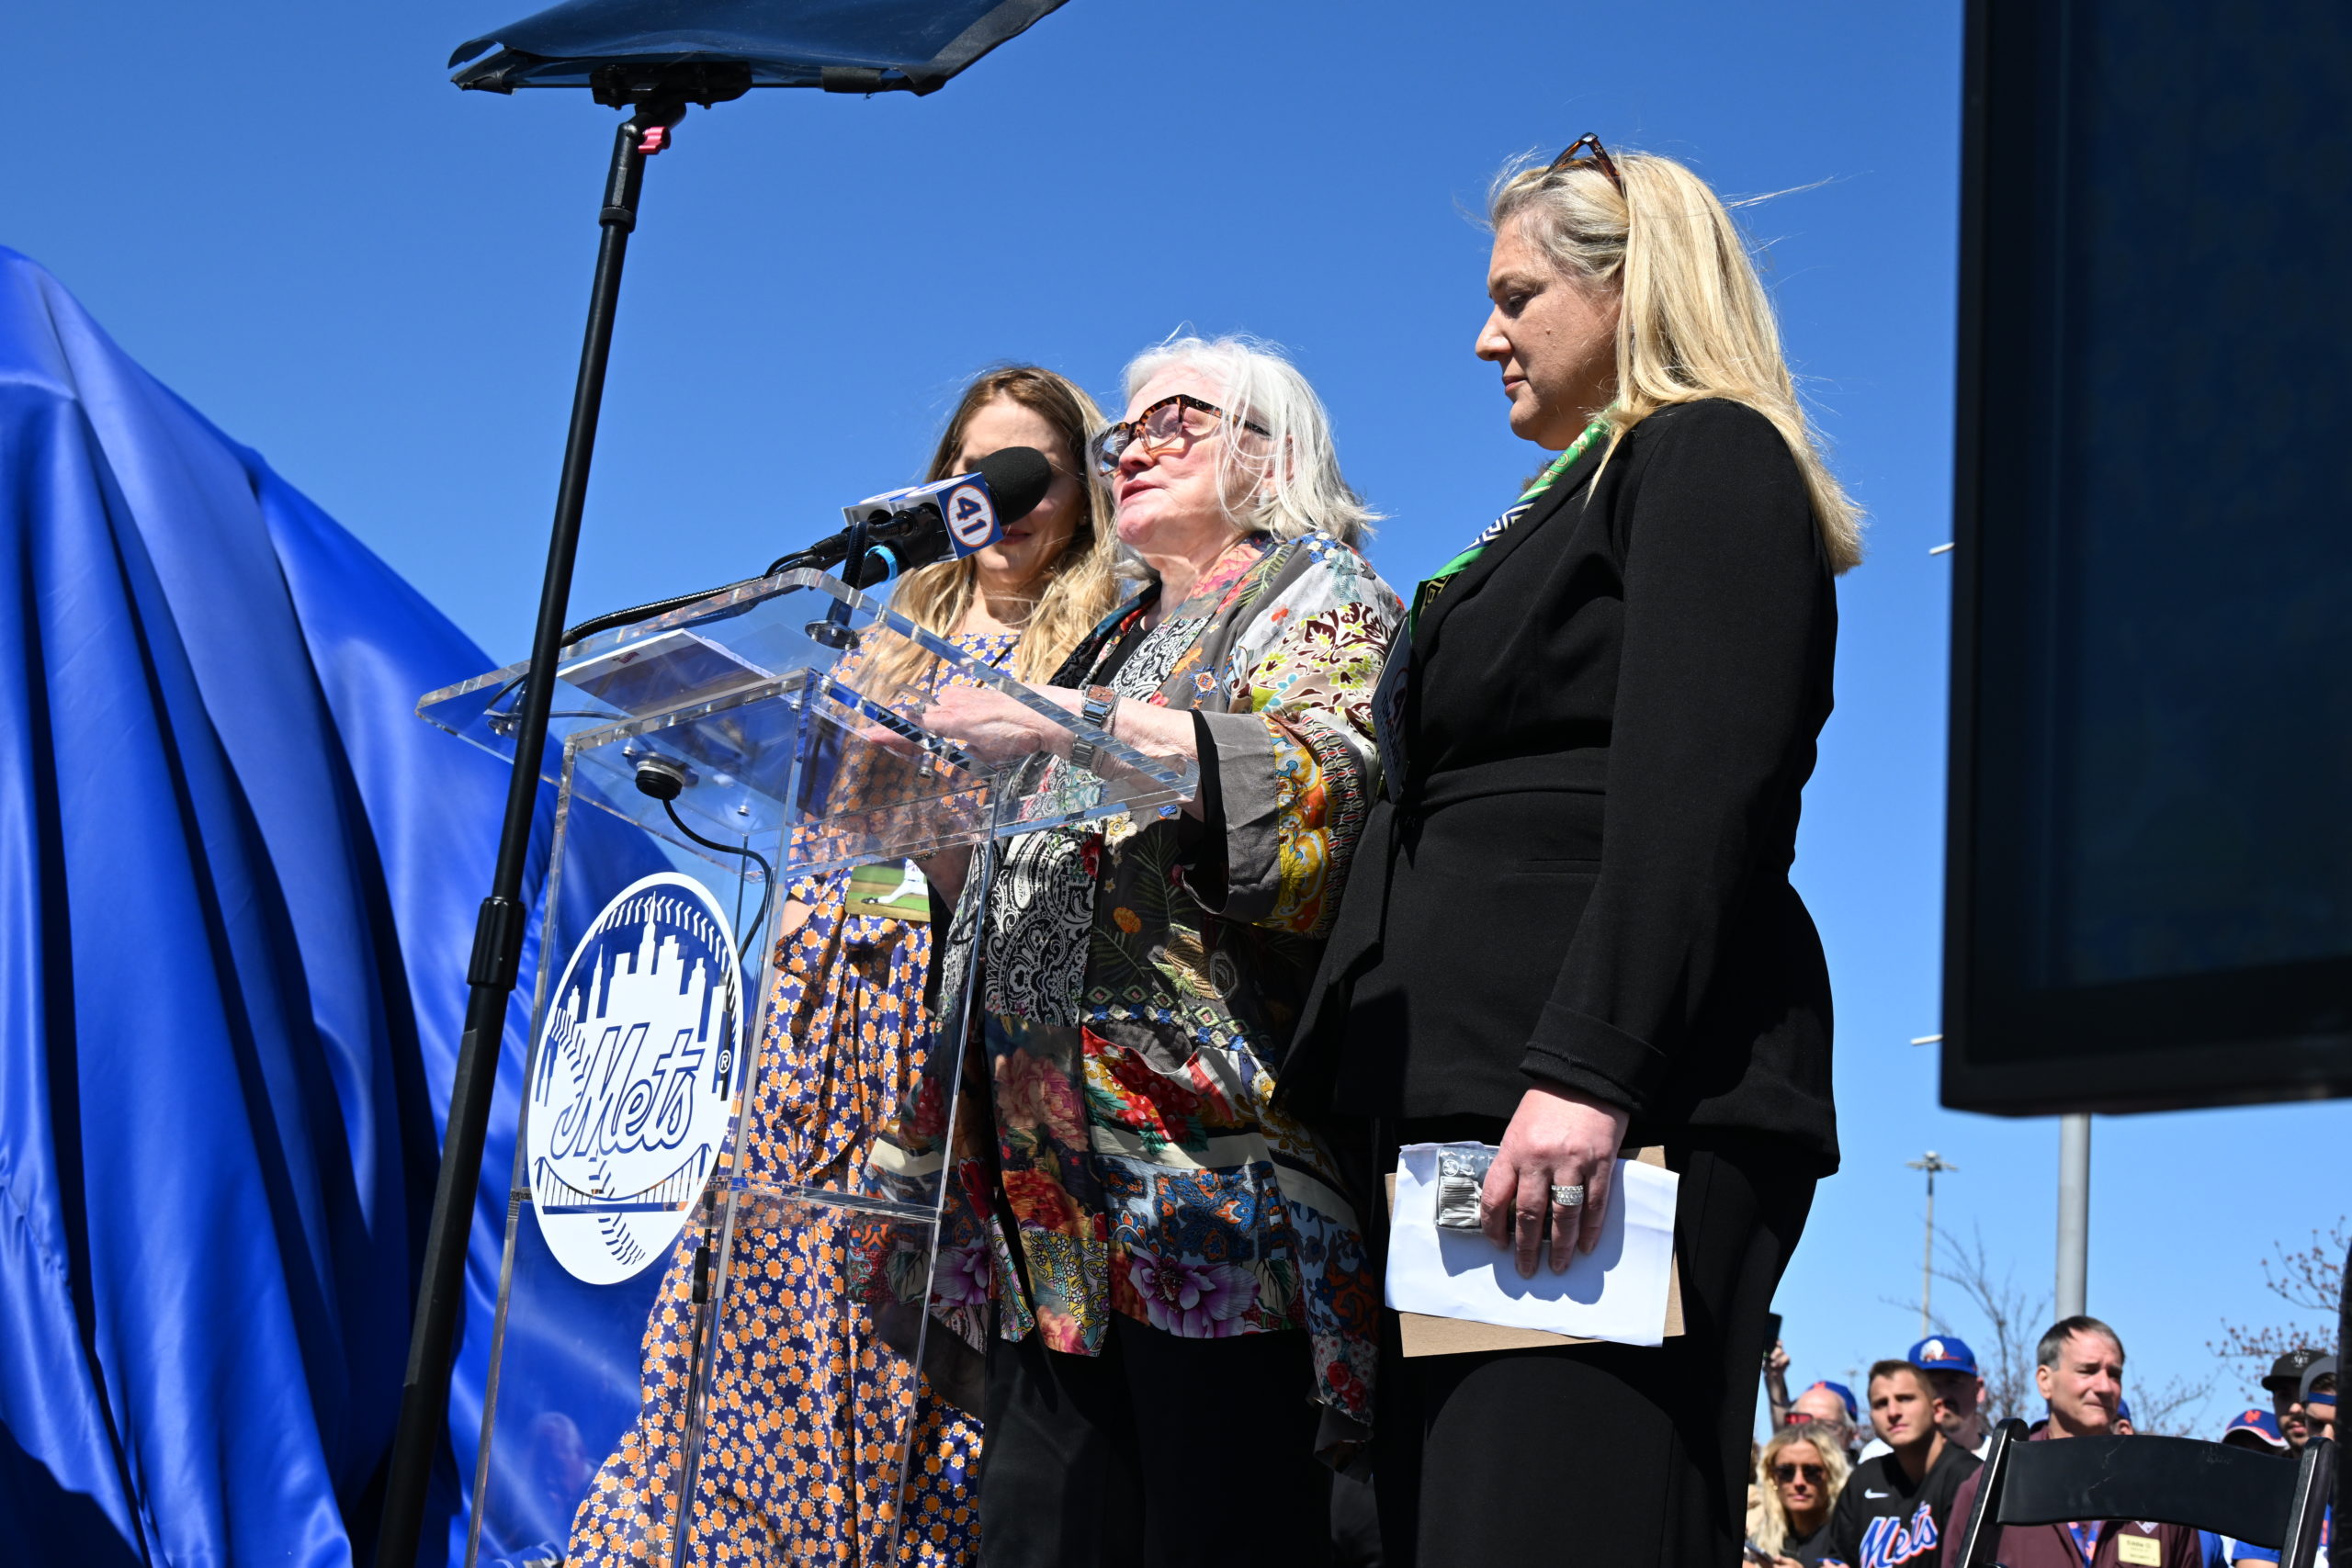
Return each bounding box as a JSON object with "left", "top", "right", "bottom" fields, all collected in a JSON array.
[{"left": 601, "top": 101, "right": 686, "bottom": 231}]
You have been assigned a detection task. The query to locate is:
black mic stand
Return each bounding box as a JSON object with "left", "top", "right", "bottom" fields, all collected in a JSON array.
[{"left": 373, "top": 66, "right": 741, "bottom": 1568}]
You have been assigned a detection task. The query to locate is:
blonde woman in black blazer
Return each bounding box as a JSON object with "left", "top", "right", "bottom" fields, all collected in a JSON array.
[{"left": 1286, "top": 138, "right": 1862, "bottom": 1567}]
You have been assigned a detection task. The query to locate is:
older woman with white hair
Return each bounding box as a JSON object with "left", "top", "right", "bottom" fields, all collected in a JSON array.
[{"left": 918, "top": 334, "right": 1401, "bottom": 1565}]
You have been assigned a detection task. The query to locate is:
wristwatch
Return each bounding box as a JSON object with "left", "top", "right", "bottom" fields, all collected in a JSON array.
[{"left": 1069, "top": 684, "right": 1120, "bottom": 775}]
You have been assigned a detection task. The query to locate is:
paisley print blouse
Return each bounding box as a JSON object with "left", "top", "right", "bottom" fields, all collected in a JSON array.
[{"left": 948, "top": 530, "right": 1401, "bottom": 1441}]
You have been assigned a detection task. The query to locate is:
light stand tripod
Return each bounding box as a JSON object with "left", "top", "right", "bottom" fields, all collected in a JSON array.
[{"left": 371, "top": 62, "right": 745, "bottom": 1568}]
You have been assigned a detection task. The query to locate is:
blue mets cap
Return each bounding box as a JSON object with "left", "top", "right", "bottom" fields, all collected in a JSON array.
[
  {"left": 1908, "top": 1336, "right": 1980, "bottom": 1379},
  {"left": 2223, "top": 1409, "right": 2288, "bottom": 1449},
  {"left": 2116, "top": 1397, "right": 2132, "bottom": 1424}
]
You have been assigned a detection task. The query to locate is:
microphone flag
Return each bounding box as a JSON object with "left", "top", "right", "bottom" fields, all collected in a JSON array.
[{"left": 842, "top": 469, "right": 1004, "bottom": 558}]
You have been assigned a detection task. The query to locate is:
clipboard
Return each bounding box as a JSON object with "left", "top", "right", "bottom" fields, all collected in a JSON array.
[{"left": 1385, "top": 1145, "right": 1685, "bottom": 1357}]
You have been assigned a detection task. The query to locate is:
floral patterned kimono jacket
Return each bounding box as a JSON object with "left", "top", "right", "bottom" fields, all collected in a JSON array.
[
  {"left": 932, "top": 529, "right": 1400, "bottom": 1444},
  {"left": 567, "top": 630, "right": 1016, "bottom": 1568}
]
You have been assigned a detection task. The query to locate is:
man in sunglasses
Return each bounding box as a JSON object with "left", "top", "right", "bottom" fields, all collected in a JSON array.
[{"left": 2264, "top": 1348, "right": 2325, "bottom": 1449}]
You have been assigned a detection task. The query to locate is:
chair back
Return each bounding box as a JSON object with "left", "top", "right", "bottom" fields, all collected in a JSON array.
[{"left": 1951, "top": 1420, "right": 2335, "bottom": 1568}]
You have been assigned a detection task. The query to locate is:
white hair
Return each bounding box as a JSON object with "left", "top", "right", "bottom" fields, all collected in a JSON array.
[{"left": 1119, "top": 333, "right": 1379, "bottom": 546}]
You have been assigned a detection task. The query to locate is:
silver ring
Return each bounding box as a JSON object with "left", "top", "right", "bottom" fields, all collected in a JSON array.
[{"left": 1550, "top": 1183, "right": 1587, "bottom": 1208}]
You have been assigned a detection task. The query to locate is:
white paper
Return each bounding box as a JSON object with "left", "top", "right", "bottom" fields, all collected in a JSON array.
[{"left": 1385, "top": 1144, "right": 1680, "bottom": 1348}]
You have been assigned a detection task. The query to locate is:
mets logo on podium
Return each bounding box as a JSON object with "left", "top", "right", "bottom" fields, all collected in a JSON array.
[{"left": 526, "top": 872, "right": 741, "bottom": 1285}]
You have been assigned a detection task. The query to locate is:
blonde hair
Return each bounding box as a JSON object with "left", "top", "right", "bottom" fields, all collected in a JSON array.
[
  {"left": 1747, "top": 1425, "right": 1852, "bottom": 1555},
  {"left": 1119, "top": 333, "right": 1380, "bottom": 546},
  {"left": 1489, "top": 147, "right": 1864, "bottom": 573},
  {"left": 864, "top": 366, "right": 1122, "bottom": 697}
]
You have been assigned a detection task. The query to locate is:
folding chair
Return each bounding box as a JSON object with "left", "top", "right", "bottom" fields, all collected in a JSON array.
[{"left": 1951, "top": 1418, "right": 2335, "bottom": 1568}]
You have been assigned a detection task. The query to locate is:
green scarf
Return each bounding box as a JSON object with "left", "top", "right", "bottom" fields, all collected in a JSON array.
[{"left": 1408, "top": 415, "right": 1611, "bottom": 634}]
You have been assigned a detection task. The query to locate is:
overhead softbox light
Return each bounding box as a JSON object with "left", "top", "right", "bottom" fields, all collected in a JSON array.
[{"left": 450, "top": 0, "right": 1069, "bottom": 96}]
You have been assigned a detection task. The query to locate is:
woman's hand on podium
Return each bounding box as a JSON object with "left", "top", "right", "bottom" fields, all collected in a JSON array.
[
  {"left": 920, "top": 683, "right": 1071, "bottom": 763},
  {"left": 920, "top": 682, "right": 1204, "bottom": 817}
]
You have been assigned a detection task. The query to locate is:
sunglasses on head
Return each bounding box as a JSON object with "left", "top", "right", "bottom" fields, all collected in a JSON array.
[{"left": 1547, "top": 133, "right": 1624, "bottom": 194}]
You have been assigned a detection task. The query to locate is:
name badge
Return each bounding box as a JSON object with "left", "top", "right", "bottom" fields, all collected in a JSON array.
[{"left": 2117, "top": 1532, "right": 2163, "bottom": 1565}]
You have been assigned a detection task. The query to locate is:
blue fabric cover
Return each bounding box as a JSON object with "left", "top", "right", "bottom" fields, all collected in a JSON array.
[{"left": 0, "top": 247, "right": 649, "bottom": 1566}]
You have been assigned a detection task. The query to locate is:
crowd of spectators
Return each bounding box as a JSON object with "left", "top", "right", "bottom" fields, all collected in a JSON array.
[{"left": 1748, "top": 1324, "right": 2337, "bottom": 1568}]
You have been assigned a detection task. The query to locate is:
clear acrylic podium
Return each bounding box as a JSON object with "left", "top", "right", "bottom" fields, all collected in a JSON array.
[{"left": 418, "top": 570, "right": 1193, "bottom": 1568}]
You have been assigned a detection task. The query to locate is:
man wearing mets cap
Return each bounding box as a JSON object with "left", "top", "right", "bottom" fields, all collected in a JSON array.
[
  {"left": 2221, "top": 1409, "right": 2290, "bottom": 1452},
  {"left": 2205, "top": 1413, "right": 2295, "bottom": 1566},
  {"left": 1909, "top": 1337, "right": 1992, "bottom": 1459},
  {"left": 1791, "top": 1380, "right": 1863, "bottom": 1458},
  {"left": 2222, "top": 1374, "right": 2334, "bottom": 1567},
  {"left": 2262, "top": 1348, "right": 2324, "bottom": 1449}
]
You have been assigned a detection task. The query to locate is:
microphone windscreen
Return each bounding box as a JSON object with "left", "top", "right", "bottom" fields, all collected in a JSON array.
[{"left": 975, "top": 446, "right": 1054, "bottom": 525}]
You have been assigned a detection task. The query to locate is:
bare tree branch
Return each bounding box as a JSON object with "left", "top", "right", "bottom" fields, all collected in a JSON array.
[
  {"left": 2128, "top": 1371, "right": 2216, "bottom": 1438},
  {"left": 1929, "top": 1225, "right": 2049, "bottom": 1427},
  {"left": 2209, "top": 1222, "right": 2347, "bottom": 1371}
]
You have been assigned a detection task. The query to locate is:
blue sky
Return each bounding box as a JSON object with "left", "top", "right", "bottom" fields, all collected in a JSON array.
[{"left": 7, "top": 0, "right": 2342, "bottom": 1436}]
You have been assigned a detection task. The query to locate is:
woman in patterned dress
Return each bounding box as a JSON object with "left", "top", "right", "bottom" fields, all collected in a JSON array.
[
  {"left": 563, "top": 367, "right": 1123, "bottom": 1567},
  {"left": 913, "top": 336, "right": 1402, "bottom": 1567}
]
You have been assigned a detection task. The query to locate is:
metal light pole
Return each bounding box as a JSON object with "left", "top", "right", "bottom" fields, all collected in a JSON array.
[
  {"left": 1906, "top": 1151, "right": 1958, "bottom": 1337},
  {"left": 2056, "top": 1114, "right": 2091, "bottom": 1317}
]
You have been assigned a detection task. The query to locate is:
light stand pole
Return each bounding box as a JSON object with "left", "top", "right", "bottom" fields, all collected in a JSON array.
[
  {"left": 1906, "top": 1151, "right": 1957, "bottom": 1337},
  {"left": 2056, "top": 1113, "right": 2090, "bottom": 1318},
  {"left": 373, "top": 79, "right": 707, "bottom": 1568}
]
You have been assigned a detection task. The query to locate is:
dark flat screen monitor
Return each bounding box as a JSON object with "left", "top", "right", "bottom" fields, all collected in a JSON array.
[{"left": 1943, "top": 0, "right": 2352, "bottom": 1114}]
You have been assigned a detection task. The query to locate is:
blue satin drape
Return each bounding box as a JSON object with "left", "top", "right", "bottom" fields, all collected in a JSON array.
[{"left": 0, "top": 247, "right": 650, "bottom": 1567}]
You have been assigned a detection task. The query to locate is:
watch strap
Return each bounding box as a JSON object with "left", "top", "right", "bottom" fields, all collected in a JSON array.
[{"left": 1069, "top": 684, "right": 1119, "bottom": 773}]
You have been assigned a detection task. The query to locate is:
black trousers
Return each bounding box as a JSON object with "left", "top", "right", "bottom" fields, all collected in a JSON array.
[
  {"left": 1372, "top": 1130, "right": 1815, "bottom": 1568},
  {"left": 978, "top": 1314, "right": 1333, "bottom": 1568}
]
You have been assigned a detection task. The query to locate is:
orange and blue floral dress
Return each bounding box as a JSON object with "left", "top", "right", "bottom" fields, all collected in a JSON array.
[
  {"left": 563, "top": 628, "right": 1018, "bottom": 1567},
  {"left": 933, "top": 533, "right": 1400, "bottom": 1446}
]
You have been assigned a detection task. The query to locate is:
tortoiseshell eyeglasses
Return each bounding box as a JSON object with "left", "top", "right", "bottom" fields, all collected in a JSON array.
[
  {"left": 1548, "top": 133, "right": 1623, "bottom": 193},
  {"left": 1089, "top": 393, "right": 1271, "bottom": 477}
]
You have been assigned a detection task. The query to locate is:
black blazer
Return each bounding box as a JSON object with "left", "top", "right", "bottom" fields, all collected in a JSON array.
[{"left": 1284, "top": 398, "right": 1840, "bottom": 1171}]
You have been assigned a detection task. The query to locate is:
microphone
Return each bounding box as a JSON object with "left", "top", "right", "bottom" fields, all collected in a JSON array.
[
  {"left": 771, "top": 446, "right": 1056, "bottom": 586},
  {"left": 560, "top": 447, "right": 1057, "bottom": 649}
]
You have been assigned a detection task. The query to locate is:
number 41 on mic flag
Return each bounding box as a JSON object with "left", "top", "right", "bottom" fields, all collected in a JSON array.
[{"left": 843, "top": 471, "right": 1002, "bottom": 557}]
